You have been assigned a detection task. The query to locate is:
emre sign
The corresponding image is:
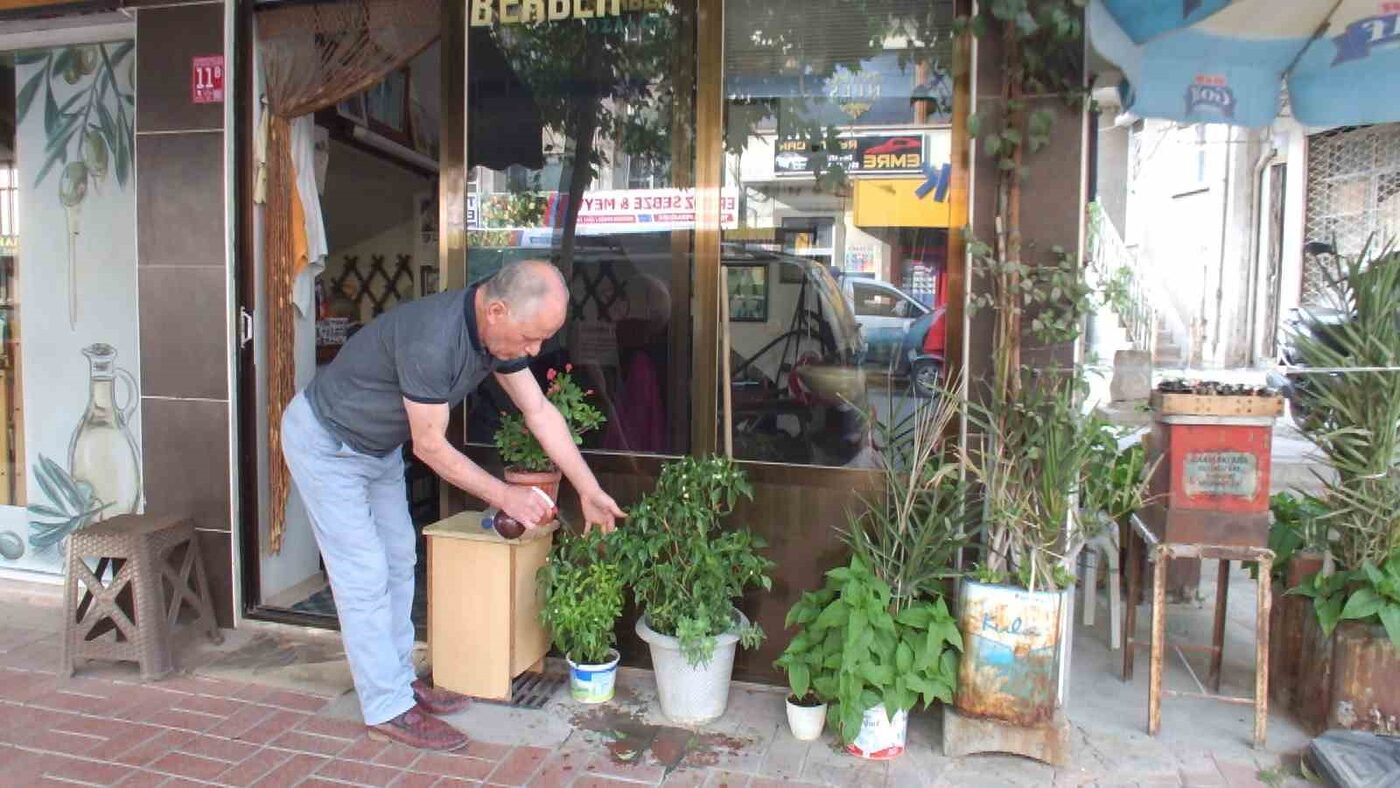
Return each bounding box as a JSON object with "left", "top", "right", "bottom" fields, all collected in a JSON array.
[{"left": 469, "top": 0, "right": 664, "bottom": 26}]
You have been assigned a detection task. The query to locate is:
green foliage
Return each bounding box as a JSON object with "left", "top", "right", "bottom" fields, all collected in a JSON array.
[
  {"left": 844, "top": 379, "right": 974, "bottom": 604},
  {"left": 538, "top": 528, "right": 625, "bottom": 666},
  {"left": 774, "top": 556, "right": 961, "bottom": 744},
  {"left": 1290, "top": 245, "right": 1400, "bottom": 573},
  {"left": 614, "top": 456, "right": 774, "bottom": 667},
  {"left": 1292, "top": 553, "right": 1400, "bottom": 650},
  {"left": 963, "top": 372, "right": 1138, "bottom": 592},
  {"left": 495, "top": 366, "right": 605, "bottom": 473},
  {"left": 1254, "top": 492, "right": 1329, "bottom": 584}
]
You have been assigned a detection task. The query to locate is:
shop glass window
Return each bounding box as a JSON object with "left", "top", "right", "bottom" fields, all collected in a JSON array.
[
  {"left": 463, "top": 7, "right": 698, "bottom": 457},
  {"left": 722, "top": 0, "right": 957, "bottom": 467},
  {"left": 0, "top": 43, "right": 143, "bottom": 578}
]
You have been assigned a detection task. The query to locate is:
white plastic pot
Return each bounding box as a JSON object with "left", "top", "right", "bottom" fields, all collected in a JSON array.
[
  {"left": 567, "top": 649, "right": 620, "bottom": 704},
  {"left": 636, "top": 612, "right": 746, "bottom": 725},
  {"left": 785, "top": 696, "right": 828, "bottom": 741},
  {"left": 845, "top": 705, "right": 908, "bottom": 760}
]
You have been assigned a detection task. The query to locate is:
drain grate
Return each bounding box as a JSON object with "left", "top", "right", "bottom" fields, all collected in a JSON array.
[{"left": 478, "top": 672, "right": 568, "bottom": 710}]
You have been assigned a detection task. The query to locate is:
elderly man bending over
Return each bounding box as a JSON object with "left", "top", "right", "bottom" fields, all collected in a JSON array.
[{"left": 282, "top": 260, "right": 625, "bottom": 750}]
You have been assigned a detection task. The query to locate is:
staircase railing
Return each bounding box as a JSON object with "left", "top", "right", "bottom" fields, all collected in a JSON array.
[{"left": 1086, "top": 202, "right": 1155, "bottom": 354}]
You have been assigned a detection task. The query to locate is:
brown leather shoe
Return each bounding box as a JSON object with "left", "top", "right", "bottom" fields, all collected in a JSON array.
[
  {"left": 367, "top": 707, "right": 468, "bottom": 751},
  {"left": 412, "top": 678, "right": 473, "bottom": 715}
]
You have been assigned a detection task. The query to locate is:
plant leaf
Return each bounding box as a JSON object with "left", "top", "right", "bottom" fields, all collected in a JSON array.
[
  {"left": 1342, "top": 588, "right": 1384, "bottom": 621},
  {"left": 16, "top": 68, "right": 44, "bottom": 122}
]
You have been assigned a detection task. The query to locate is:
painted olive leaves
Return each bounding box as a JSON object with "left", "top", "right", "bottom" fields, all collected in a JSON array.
[
  {"left": 15, "top": 42, "right": 135, "bottom": 329},
  {"left": 16, "top": 43, "right": 135, "bottom": 195}
]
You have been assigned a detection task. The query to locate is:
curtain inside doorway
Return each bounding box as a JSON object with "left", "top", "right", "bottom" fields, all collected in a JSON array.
[{"left": 256, "top": 0, "right": 438, "bottom": 553}]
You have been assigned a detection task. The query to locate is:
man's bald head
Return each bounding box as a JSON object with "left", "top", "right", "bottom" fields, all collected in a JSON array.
[
  {"left": 476, "top": 259, "right": 568, "bottom": 362},
  {"left": 483, "top": 259, "right": 568, "bottom": 320}
]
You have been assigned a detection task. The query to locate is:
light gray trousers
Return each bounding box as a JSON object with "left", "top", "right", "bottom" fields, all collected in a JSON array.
[{"left": 281, "top": 392, "right": 417, "bottom": 725}]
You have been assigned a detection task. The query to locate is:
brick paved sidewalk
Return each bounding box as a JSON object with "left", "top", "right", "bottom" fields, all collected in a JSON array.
[{"left": 0, "top": 578, "right": 1317, "bottom": 788}]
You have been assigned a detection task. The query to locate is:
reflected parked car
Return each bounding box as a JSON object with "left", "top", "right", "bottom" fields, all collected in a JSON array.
[{"left": 840, "top": 276, "right": 929, "bottom": 368}]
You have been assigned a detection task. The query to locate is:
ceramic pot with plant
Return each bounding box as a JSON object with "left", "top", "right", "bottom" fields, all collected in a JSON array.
[
  {"left": 615, "top": 456, "right": 774, "bottom": 724},
  {"left": 538, "top": 527, "right": 624, "bottom": 703},
  {"left": 494, "top": 364, "right": 605, "bottom": 501},
  {"left": 777, "top": 555, "right": 961, "bottom": 758}
]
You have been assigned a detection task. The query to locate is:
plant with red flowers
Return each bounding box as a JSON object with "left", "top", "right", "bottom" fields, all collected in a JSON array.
[{"left": 495, "top": 365, "right": 606, "bottom": 474}]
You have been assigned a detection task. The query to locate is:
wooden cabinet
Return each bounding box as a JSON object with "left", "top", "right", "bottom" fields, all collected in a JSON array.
[{"left": 424, "top": 512, "right": 555, "bottom": 701}]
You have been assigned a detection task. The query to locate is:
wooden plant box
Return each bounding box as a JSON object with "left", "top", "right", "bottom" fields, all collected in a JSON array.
[
  {"left": 424, "top": 512, "right": 557, "bottom": 701},
  {"left": 1150, "top": 391, "right": 1284, "bottom": 418},
  {"left": 1285, "top": 609, "right": 1400, "bottom": 733}
]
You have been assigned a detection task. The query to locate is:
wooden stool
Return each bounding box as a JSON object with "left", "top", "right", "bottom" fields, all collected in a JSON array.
[
  {"left": 1122, "top": 514, "right": 1273, "bottom": 746},
  {"left": 60, "top": 514, "right": 222, "bottom": 680}
]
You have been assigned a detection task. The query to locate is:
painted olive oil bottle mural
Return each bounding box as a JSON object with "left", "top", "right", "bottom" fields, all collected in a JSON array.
[{"left": 0, "top": 42, "right": 142, "bottom": 576}]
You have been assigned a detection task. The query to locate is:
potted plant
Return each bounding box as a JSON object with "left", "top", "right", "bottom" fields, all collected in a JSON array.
[
  {"left": 776, "top": 384, "right": 969, "bottom": 754},
  {"left": 614, "top": 456, "right": 774, "bottom": 724},
  {"left": 538, "top": 527, "right": 625, "bottom": 703},
  {"left": 777, "top": 556, "right": 962, "bottom": 756},
  {"left": 1272, "top": 245, "right": 1400, "bottom": 732},
  {"left": 494, "top": 364, "right": 605, "bottom": 500}
]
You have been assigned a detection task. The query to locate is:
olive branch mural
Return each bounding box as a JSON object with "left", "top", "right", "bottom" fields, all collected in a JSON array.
[{"left": 14, "top": 42, "right": 136, "bottom": 329}]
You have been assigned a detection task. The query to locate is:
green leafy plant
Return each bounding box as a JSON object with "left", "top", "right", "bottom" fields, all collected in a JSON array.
[
  {"left": 27, "top": 454, "right": 110, "bottom": 552},
  {"left": 538, "top": 527, "right": 624, "bottom": 666},
  {"left": 1255, "top": 492, "right": 1329, "bottom": 584},
  {"left": 774, "top": 555, "right": 961, "bottom": 744},
  {"left": 495, "top": 365, "right": 606, "bottom": 473},
  {"left": 614, "top": 456, "right": 774, "bottom": 666},
  {"left": 1292, "top": 553, "right": 1400, "bottom": 650}
]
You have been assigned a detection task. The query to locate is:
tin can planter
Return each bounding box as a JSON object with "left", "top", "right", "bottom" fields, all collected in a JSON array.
[
  {"left": 785, "top": 695, "right": 827, "bottom": 742},
  {"left": 954, "top": 580, "right": 1072, "bottom": 726},
  {"left": 636, "top": 612, "right": 746, "bottom": 725},
  {"left": 845, "top": 706, "right": 908, "bottom": 760},
  {"left": 567, "top": 649, "right": 620, "bottom": 704}
]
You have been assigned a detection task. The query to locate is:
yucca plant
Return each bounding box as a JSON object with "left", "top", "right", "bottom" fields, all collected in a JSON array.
[
  {"left": 843, "top": 371, "right": 973, "bottom": 604},
  {"left": 1287, "top": 242, "right": 1400, "bottom": 643},
  {"left": 1291, "top": 242, "right": 1400, "bottom": 572}
]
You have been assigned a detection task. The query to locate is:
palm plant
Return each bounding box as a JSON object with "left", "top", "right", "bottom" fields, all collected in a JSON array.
[{"left": 1291, "top": 241, "right": 1400, "bottom": 572}]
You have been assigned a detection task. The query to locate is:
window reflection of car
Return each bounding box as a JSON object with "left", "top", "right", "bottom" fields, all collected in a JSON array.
[
  {"left": 463, "top": 242, "right": 869, "bottom": 467},
  {"left": 864, "top": 137, "right": 921, "bottom": 156},
  {"left": 841, "top": 276, "right": 929, "bottom": 368},
  {"left": 774, "top": 151, "right": 807, "bottom": 170}
]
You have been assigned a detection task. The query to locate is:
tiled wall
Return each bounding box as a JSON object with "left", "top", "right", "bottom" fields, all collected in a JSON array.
[{"left": 134, "top": 0, "right": 234, "bottom": 626}]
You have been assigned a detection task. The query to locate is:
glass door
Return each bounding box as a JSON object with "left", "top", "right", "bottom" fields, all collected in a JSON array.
[{"left": 461, "top": 2, "right": 701, "bottom": 476}]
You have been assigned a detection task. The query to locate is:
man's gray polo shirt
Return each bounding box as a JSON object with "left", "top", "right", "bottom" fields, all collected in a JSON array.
[{"left": 305, "top": 284, "right": 529, "bottom": 457}]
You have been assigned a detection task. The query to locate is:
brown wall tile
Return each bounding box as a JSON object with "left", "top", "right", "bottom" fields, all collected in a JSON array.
[
  {"left": 138, "top": 266, "right": 228, "bottom": 400},
  {"left": 135, "top": 2, "right": 224, "bottom": 133},
  {"left": 137, "top": 132, "right": 225, "bottom": 266},
  {"left": 197, "top": 529, "right": 234, "bottom": 628},
  {"left": 140, "top": 396, "right": 231, "bottom": 532}
]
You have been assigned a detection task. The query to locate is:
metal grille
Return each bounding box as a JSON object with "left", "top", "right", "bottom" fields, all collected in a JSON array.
[
  {"left": 1303, "top": 124, "right": 1400, "bottom": 304},
  {"left": 476, "top": 670, "right": 568, "bottom": 710}
]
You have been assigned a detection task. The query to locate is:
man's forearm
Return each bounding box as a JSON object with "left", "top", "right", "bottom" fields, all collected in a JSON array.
[
  {"left": 414, "top": 438, "right": 511, "bottom": 508},
  {"left": 525, "top": 405, "right": 603, "bottom": 497}
]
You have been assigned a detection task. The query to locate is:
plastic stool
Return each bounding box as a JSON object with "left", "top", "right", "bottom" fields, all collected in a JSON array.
[
  {"left": 60, "top": 513, "right": 222, "bottom": 680},
  {"left": 1080, "top": 520, "right": 1123, "bottom": 649}
]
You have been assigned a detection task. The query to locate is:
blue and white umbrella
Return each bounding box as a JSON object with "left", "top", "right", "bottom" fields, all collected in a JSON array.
[{"left": 1088, "top": 0, "right": 1400, "bottom": 127}]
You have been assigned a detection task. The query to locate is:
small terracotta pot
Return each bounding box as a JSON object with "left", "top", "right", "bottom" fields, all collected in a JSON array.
[{"left": 504, "top": 467, "right": 563, "bottom": 503}]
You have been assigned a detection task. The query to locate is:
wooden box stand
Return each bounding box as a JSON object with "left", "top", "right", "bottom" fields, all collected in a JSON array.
[{"left": 424, "top": 512, "right": 556, "bottom": 701}]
